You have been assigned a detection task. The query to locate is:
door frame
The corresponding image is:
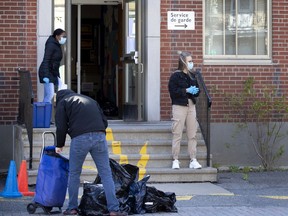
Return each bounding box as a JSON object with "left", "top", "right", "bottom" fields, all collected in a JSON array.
[
  {"left": 67, "top": 0, "right": 120, "bottom": 94},
  {"left": 66, "top": 0, "right": 145, "bottom": 121},
  {"left": 122, "top": 0, "right": 145, "bottom": 121}
]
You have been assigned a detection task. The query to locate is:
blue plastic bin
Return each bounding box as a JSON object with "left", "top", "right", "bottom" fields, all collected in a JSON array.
[{"left": 33, "top": 102, "right": 52, "bottom": 128}]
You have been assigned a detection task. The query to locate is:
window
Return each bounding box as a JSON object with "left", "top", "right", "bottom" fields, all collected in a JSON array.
[
  {"left": 204, "top": 0, "right": 271, "bottom": 64},
  {"left": 54, "top": 0, "right": 66, "bottom": 82},
  {"left": 54, "top": 0, "right": 65, "bottom": 30}
]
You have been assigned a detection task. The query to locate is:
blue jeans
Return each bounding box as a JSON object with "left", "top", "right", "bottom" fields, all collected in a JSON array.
[
  {"left": 43, "top": 78, "right": 63, "bottom": 102},
  {"left": 68, "top": 132, "right": 119, "bottom": 212},
  {"left": 43, "top": 83, "right": 54, "bottom": 103}
]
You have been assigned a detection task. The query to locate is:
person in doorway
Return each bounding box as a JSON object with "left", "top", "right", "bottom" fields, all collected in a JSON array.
[
  {"left": 54, "top": 89, "right": 127, "bottom": 216},
  {"left": 168, "top": 51, "right": 202, "bottom": 169},
  {"left": 38, "top": 28, "right": 66, "bottom": 103}
]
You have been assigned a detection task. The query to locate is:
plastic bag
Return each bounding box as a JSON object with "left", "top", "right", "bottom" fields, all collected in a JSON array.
[
  {"left": 78, "top": 183, "right": 108, "bottom": 216},
  {"left": 128, "top": 175, "right": 150, "bottom": 214},
  {"left": 79, "top": 159, "right": 137, "bottom": 215},
  {"left": 79, "top": 159, "right": 177, "bottom": 215},
  {"left": 144, "top": 186, "right": 178, "bottom": 213},
  {"left": 122, "top": 163, "right": 139, "bottom": 181},
  {"left": 94, "top": 158, "right": 134, "bottom": 196}
]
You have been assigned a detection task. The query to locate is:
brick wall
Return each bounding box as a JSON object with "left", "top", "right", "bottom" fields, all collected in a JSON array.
[
  {"left": 160, "top": 0, "right": 288, "bottom": 122},
  {"left": 0, "top": 0, "right": 287, "bottom": 124},
  {"left": 0, "top": 0, "right": 37, "bottom": 125}
]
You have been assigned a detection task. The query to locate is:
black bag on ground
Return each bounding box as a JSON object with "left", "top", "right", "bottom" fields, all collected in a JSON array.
[
  {"left": 78, "top": 183, "right": 108, "bottom": 216},
  {"left": 144, "top": 186, "right": 178, "bottom": 213},
  {"left": 79, "top": 159, "right": 137, "bottom": 215},
  {"left": 78, "top": 159, "right": 177, "bottom": 215},
  {"left": 94, "top": 158, "right": 135, "bottom": 197},
  {"left": 127, "top": 175, "right": 150, "bottom": 214}
]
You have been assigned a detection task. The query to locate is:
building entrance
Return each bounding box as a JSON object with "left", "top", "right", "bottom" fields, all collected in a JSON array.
[{"left": 68, "top": 0, "right": 145, "bottom": 121}]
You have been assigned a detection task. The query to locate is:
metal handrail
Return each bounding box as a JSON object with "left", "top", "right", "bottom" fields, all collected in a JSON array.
[
  {"left": 17, "top": 69, "right": 34, "bottom": 169},
  {"left": 195, "top": 69, "right": 212, "bottom": 167}
]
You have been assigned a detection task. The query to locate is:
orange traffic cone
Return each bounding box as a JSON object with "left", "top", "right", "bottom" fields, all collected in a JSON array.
[
  {"left": 0, "top": 160, "right": 22, "bottom": 198},
  {"left": 17, "top": 160, "right": 35, "bottom": 196}
]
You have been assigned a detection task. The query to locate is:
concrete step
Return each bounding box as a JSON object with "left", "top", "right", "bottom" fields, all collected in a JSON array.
[
  {"left": 20, "top": 121, "right": 217, "bottom": 184},
  {"left": 28, "top": 166, "right": 217, "bottom": 184},
  {"left": 25, "top": 152, "right": 211, "bottom": 171},
  {"left": 22, "top": 122, "right": 203, "bottom": 144},
  {"left": 23, "top": 139, "right": 207, "bottom": 158}
]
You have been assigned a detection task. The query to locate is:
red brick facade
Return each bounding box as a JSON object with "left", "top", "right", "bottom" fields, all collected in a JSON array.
[
  {"left": 0, "top": 1, "right": 287, "bottom": 124},
  {"left": 160, "top": 0, "right": 288, "bottom": 122},
  {"left": 0, "top": 0, "right": 37, "bottom": 125}
]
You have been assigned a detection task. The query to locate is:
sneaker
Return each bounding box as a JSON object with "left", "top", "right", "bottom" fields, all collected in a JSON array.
[
  {"left": 172, "top": 159, "right": 180, "bottom": 169},
  {"left": 63, "top": 209, "right": 78, "bottom": 215},
  {"left": 189, "top": 159, "right": 202, "bottom": 169},
  {"left": 108, "top": 212, "right": 128, "bottom": 216}
]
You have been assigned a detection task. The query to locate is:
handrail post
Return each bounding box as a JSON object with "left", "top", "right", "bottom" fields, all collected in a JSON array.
[
  {"left": 195, "top": 69, "right": 212, "bottom": 167},
  {"left": 207, "top": 103, "right": 211, "bottom": 167},
  {"left": 18, "top": 69, "right": 34, "bottom": 169}
]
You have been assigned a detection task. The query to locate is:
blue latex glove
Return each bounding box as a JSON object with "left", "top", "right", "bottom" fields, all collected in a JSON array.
[
  {"left": 43, "top": 77, "right": 49, "bottom": 84},
  {"left": 187, "top": 86, "right": 199, "bottom": 95},
  {"left": 193, "top": 86, "right": 199, "bottom": 94}
]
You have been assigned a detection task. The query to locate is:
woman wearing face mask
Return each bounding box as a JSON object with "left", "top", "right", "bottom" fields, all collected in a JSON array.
[
  {"left": 38, "top": 28, "right": 67, "bottom": 103},
  {"left": 168, "top": 51, "right": 201, "bottom": 169}
]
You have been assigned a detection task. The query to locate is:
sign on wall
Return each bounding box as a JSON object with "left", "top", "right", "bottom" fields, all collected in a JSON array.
[{"left": 167, "top": 11, "right": 195, "bottom": 30}]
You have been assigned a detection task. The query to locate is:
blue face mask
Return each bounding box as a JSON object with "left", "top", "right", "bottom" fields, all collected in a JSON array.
[
  {"left": 59, "top": 37, "right": 67, "bottom": 45},
  {"left": 187, "top": 62, "right": 194, "bottom": 71}
]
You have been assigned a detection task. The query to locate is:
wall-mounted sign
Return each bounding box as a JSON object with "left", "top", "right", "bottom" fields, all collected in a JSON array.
[{"left": 167, "top": 11, "right": 195, "bottom": 30}]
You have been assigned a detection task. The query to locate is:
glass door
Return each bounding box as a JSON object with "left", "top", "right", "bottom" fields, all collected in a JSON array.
[{"left": 122, "top": 0, "right": 144, "bottom": 121}]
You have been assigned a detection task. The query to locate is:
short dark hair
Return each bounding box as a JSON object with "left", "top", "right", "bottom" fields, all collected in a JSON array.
[
  {"left": 178, "top": 51, "right": 192, "bottom": 71},
  {"left": 52, "top": 28, "right": 65, "bottom": 38}
]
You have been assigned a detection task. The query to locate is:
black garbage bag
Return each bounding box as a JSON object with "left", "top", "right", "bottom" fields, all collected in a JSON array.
[
  {"left": 127, "top": 175, "right": 150, "bottom": 214},
  {"left": 94, "top": 158, "right": 135, "bottom": 197},
  {"left": 78, "top": 183, "right": 108, "bottom": 216},
  {"left": 78, "top": 181, "right": 132, "bottom": 216},
  {"left": 143, "top": 186, "right": 178, "bottom": 213},
  {"left": 80, "top": 159, "right": 137, "bottom": 215},
  {"left": 79, "top": 159, "right": 177, "bottom": 215},
  {"left": 122, "top": 163, "right": 139, "bottom": 182}
]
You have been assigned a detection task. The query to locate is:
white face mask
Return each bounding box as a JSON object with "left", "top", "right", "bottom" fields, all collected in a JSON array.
[
  {"left": 59, "top": 37, "right": 67, "bottom": 45},
  {"left": 187, "top": 62, "right": 194, "bottom": 71},
  {"left": 180, "top": 56, "right": 193, "bottom": 71}
]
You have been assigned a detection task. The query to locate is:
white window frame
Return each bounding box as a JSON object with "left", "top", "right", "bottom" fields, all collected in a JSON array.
[{"left": 203, "top": 0, "right": 272, "bottom": 65}]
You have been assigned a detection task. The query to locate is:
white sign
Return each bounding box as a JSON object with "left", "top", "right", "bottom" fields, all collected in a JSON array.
[{"left": 167, "top": 11, "right": 195, "bottom": 30}]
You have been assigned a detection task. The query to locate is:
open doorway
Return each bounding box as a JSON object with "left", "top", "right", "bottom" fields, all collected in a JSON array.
[{"left": 71, "top": 4, "right": 123, "bottom": 119}]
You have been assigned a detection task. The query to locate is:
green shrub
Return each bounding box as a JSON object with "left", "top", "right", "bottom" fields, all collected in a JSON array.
[{"left": 223, "top": 77, "right": 288, "bottom": 170}]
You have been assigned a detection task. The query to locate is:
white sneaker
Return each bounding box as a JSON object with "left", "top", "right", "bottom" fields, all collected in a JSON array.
[
  {"left": 189, "top": 159, "right": 202, "bottom": 169},
  {"left": 172, "top": 160, "right": 180, "bottom": 169}
]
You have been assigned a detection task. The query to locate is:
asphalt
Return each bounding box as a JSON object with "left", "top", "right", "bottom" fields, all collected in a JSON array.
[{"left": 1, "top": 170, "right": 288, "bottom": 216}]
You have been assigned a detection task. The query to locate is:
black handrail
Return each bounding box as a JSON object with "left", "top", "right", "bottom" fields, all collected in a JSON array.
[
  {"left": 195, "top": 69, "right": 212, "bottom": 167},
  {"left": 17, "top": 69, "right": 34, "bottom": 169}
]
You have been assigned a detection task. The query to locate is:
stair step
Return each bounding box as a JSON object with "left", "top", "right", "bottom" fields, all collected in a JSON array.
[
  {"left": 22, "top": 123, "right": 203, "bottom": 143},
  {"left": 19, "top": 121, "right": 217, "bottom": 184},
  {"left": 28, "top": 167, "right": 217, "bottom": 184},
  {"left": 23, "top": 139, "right": 207, "bottom": 158},
  {"left": 25, "top": 152, "right": 212, "bottom": 170},
  {"left": 145, "top": 167, "right": 217, "bottom": 182}
]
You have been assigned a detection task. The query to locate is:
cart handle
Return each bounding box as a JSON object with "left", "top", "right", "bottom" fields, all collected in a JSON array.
[{"left": 40, "top": 131, "right": 56, "bottom": 162}]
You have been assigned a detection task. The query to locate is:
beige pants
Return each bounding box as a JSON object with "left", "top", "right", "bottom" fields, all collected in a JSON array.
[{"left": 171, "top": 99, "right": 198, "bottom": 160}]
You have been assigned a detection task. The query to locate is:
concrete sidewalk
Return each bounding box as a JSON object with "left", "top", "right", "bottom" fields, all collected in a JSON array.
[
  {"left": 1, "top": 171, "right": 288, "bottom": 216},
  {"left": 0, "top": 182, "right": 234, "bottom": 216},
  {"left": 148, "top": 182, "right": 233, "bottom": 196}
]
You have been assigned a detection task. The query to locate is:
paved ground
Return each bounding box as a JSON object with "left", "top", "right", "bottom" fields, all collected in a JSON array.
[{"left": 1, "top": 170, "right": 288, "bottom": 215}]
